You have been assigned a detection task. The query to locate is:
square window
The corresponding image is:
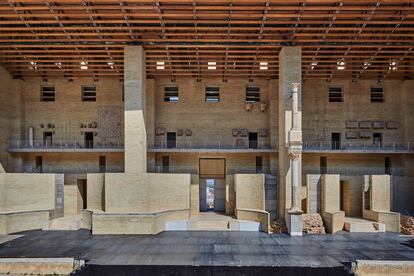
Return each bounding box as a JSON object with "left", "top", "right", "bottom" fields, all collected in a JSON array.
[
  {"left": 371, "top": 87, "right": 384, "bottom": 102},
  {"left": 328, "top": 87, "right": 342, "bottom": 102},
  {"left": 82, "top": 85, "right": 96, "bottom": 101},
  {"left": 164, "top": 86, "right": 179, "bottom": 102},
  {"left": 246, "top": 86, "right": 260, "bottom": 102},
  {"left": 205, "top": 86, "right": 220, "bottom": 102},
  {"left": 41, "top": 85, "right": 55, "bottom": 101}
]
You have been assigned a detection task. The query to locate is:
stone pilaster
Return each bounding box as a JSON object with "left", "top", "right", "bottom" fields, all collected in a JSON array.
[
  {"left": 278, "top": 46, "right": 302, "bottom": 219},
  {"left": 124, "top": 46, "right": 147, "bottom": 173}
]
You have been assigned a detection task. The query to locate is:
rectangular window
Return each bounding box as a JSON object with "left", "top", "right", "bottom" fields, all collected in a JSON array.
[
  {"left": 371, "top": 87, "right": 384, "bottom": 102},
  {"left": 205, "top": 86, "right": 220, "bottom": 102},
  {"left": 246, "top": 86, "right": 260, "bottom": 102},
  {"left": 328, "top": 87, "right": 342, "bottom": 102},
  {"left": 82, "top": 85, "right": 96, "bottom": 101},
  {"left": 41, "top": 85, "right": 55, "bottom": 101},
  {"left": 164, "top": 86, "right": 179, "bottom": 102}
]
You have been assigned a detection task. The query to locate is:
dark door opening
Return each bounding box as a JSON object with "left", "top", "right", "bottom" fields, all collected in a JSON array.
[
  {"left": 99, "top": 155, "right": 106, "bottom": 173},
  {"left": 256, "top": 156, "right": 263, "bottom": 173},
  {"left": 162, "top": 156, "right": 170, "bottom": 173},
  {"left": 331, "top": 133, "right": 341, "bottom": 150},
  {"left": 167, "top": 132, "right": 176, "bottom": 149},
  {"left": 77, "top": 179, "right": 87, "bottom": 211},
  {"left": 35, "top": 156, "right": 42, "bottom": 173},
  {"left": 385, "top": 157, "right": 392, "bottom": 175},
  {"left": 249, "top": 132, "right": 258, "bottom": 149},
  {"left": 373, "top": 133, "right": 382, "bottom": 147},
  {"left": 84, "top": 132, "right": 94, "bottom": 148},
  {"left": 206, "top": 179, "right": 215, "bottom": 210},
  {"left": 199, "top": 158, "right": 226, "bottom": 212},
  {"left": 320, "top": 156, "right": 327, "bottom": 174},
  {"left": 43, "top": 132, "right": 53, "bottom": 146}
]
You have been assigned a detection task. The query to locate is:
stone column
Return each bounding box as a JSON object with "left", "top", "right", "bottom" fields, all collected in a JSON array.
[
  {"left": 278, "top": 46, "right": 303, "bottom": 236},
  {"left": 124, "top": 46, "right": 147, "bottom": 173},
  {"left": 288, "top": 83, "right": 302, "bottom": 213}
]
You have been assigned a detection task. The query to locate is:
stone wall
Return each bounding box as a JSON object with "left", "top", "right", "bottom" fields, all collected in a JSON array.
[
  {"left": 401, "top": 215, "right": 414, "bottom": 235},
  {"left": 0, "top": 174, "right": 56, "bottom": 212},
  {"left": 0, "top": 66, "right": 23, "bottom": 172},
  {"left": 153, "top": 78, "right": 271, "bottom": 149},
  {"left": 302, "top": 213, "right": 325, "bottom": 234},
  {"left": 104, "top": 173, "right": 190, "bottom": 213}
]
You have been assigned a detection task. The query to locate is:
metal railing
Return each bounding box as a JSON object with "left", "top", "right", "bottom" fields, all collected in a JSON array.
[
  {"left": 153, "top": 140, "right": 273, "bottom": 150},
  {"left": 303, "top": 141, "right": 412, "bottom": 152},
  {"left": 23, "top": 165, "right": 123, "bottom": 174},
  {"left": 9, "top": 139, "right": 414, "bottom": 153},
  {"left": 9, "top": 139, "right": 124, "bottom": 150},
  {"left": 148, "top": 165, "right": 272, "bottom": 175},
  {"left": 304, "top": 167, "right": 405, "bottom": 176}
]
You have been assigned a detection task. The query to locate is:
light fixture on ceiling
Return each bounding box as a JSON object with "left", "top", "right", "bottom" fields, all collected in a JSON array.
[
  {"left": 107, "top": 61, "right": 114, "bottom": 69},
  {"left": 208, "top": 61, "right": 216, "bottom": 70},
  {"left": 311, "top": 62, "right": 318, "bottom": 70},
  {"left": 55, "top": 62, "right": 62, "bottom": 69},
  {"left": 28, "top": 61, "right": 37, "bottom": 70},
  {"left": 80, "top": 61, "right": 88, "bottom": 70},
  {"left": 156, "top": 61, "right": 165, "bottom": 70},
  {"left": 337, "top": 61, "right": 346, "bottom": 70},
  {"left": 259, "top": 61, "right": 268, "bottom": 70},
  {"left": 363, "top": 61, "right": 371, "bottom": 70},
  {"left": 389, "top": 61, "right": 398, "bottom": 71}
]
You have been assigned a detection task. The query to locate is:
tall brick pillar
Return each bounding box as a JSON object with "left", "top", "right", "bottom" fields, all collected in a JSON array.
[
  {"left": 278, "top": 47, "right": 303, "bottom": 233},
  {"left": 124, "top": 46, "right": 147, "bottom": 173}
]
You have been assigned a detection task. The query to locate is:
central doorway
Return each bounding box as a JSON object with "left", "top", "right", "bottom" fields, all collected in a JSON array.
[{"left": 199, "top": 158, "right": 226, "bottom": 212}]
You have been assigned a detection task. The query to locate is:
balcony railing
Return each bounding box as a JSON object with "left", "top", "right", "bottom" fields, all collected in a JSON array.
[
  {"left": 9, "top": 139, "right": 124, "bottom": 151},
  {"left": 304, "top": 167, "right": 405, "bottom": 176},
  {"left": 303, "top": 141, "right": 412, "bottom": 152},
  {"left": 23, "top": 165, "right": 123, "bottom": 174},
  {"left": 9, "top": 139, "right": 414, "bottom": 153},
  {"left": 153, "top": 139, "right": 273, "bottom": 150},
  {"left": 148, "top": 165, "right": 272, "bottom": 175}
]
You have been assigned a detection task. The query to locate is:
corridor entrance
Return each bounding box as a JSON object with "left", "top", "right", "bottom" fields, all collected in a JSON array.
[{"left": 199, "top": 158, "right": 226, "bottom": 212}]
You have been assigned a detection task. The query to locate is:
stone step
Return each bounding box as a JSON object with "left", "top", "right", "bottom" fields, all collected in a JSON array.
[
  {"left": 188, "top": 220, "right": 231, "bottom": 231},
  {"left": 344, "top": 221, "right": 385, "bottom": 233},
  {"left": 47, "top": 215, "right": 81, "bottom": 231}
]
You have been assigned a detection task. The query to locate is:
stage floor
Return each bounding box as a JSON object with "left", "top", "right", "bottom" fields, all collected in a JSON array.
[{"left": 0, "top": 230, "right": 413, "bottom": 270}]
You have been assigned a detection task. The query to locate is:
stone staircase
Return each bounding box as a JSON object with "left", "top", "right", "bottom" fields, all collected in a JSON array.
[
  {"left": 344, "top": 217, "right": 385, "bottom": 233},
  {"left": 187, "top": 212, "right": 260, "bottom": 231},
  {"left": 46, "top": 215, "right": 82, "bottom": 231},
  {"left": 188, "top": 212, "right": 239, "bottom": 231}
]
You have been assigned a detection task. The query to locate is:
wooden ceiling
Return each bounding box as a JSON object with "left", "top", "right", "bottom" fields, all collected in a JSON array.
[{"left": 1, "top": 0, "right": 414, "bottom": 81}]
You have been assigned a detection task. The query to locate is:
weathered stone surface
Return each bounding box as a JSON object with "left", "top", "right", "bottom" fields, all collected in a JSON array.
[
  {"left": 401, "top": 215, "right": 414, "bottom": 235},
  {"left": 270, "top": 219, "right": 287, "bottom": 234},
  {"left": 302, "top": 213, "right": 326, "bottom": 234}
]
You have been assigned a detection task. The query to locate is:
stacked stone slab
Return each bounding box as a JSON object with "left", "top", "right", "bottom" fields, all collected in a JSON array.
[
  {"left": 302, "top": 214, "right": 326, "bottom": 234},
  {"left": 401, "top": 215, "right": 414, "bottom": 235},
  {"left": 270, "top": 219, "right": 288, "bottom": 234}
]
